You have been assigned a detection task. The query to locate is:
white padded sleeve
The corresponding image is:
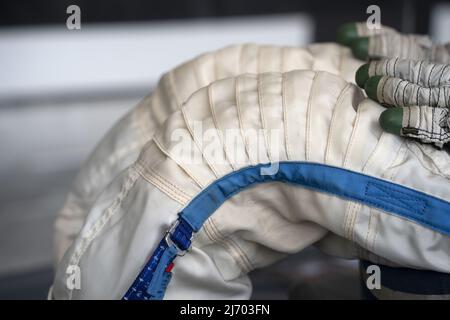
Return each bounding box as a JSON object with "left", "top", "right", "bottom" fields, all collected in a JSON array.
[
  {"left": 53, "top": 70, "right": 450, "bottom": 300},
  {"left": 54, "top": 44, "right": 363, "bottom": 262}
]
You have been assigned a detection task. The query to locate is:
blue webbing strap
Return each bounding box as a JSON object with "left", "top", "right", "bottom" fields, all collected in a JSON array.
[
  {"left": 122, "top": 162, "right": 450, "bottom": 300},
  {"left": 122, "top": 218, "right": 192, "bottom": 300}
]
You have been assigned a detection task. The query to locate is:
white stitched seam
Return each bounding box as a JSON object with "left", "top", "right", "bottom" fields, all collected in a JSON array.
[
  {"left": 325, "top": 84, "right": 352, "bottom": 163},
  {"left": 282, "top": 73, "right": 292, "bottom": 160},
  {"left": 153, "top": 136, "right": 205, "bottom": 189},
  {"left": 343, "top": 202, "right": 355, "bottom": 239},
  {"left": 235, "top": 75, "right": 254, "bottom": 165},
  {"left": 193, "top": 56, "right": 205, "bottom": 88},
  {"left": 181, "top": 106, "right": 220, "bottom": 178},
  {"left": 134, "top": 99, "right": 153, "bottom": 139},
  {"left": 257, "top": 75, "right": 272, "bottom": 162},
  {"left": 209, "top": 218, "right": 253, "bottom": 272},
  {"left": 364, "top": 208, "right": 374, "bottom": 249},
  {"left": 135, "top": 164, "right": 191, "bottom": 205},
  {"left": 362, "top": 133, "right": 388, "bottom": 173},
  {"left": 208, "top": 83, "right": 236, "bottom": 171},
  {"left": 305, "top": 72, "right": 320, "bottom": 161},
  {"left": 202, "top": 220, "right": 249, "bottom": 275},
  {"left": 67, "top": 165, "right": 140, "bottom": 299},
  {"left": 343, "top": 100, "right": 364, "bottom": 167},
  {"left": 168, "top": 70, "right": 182, "bottom": 109},
  {"left": 349, "top": 203, "right": 361, "bottom": 242}
]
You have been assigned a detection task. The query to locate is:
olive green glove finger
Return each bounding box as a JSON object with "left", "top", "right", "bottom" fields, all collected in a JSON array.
[
  {"left": 356, "top": 33, "right": 434, "bottom": 61},
  {"left": 380, "top": 106, "right": 450, "bottom": 147},
  {"left": 337, "top": 22, "right": 450, "bottom": 63},
  {"left": 362, "top": 72, "right": 450, "bottom": 147},
  {"left": 337, "top": 22, "right": 394, "bottom": 46},
  {"left": 358, "top": 34, "right": 450, "bottom": 63},
  {"left": 363, "top": 75, "right": 450, "bottom": 109},
  {"left": 355, "top": 58, "right": 450, "bottom": 88}
]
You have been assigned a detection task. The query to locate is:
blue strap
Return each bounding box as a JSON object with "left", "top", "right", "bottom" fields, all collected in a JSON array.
[
  {"left": 170, "top": 218, "right": 193, "bottom": 251},
  {"left": 122, "top": 219, "right": 193, "bottom": 300},
  {"left": 122, "top": 238, "right": 168, "bottom": 300},
  {"left": 123, "top": 161, "right": 450, "bottom": 300},
  {"left": 146, "top": 245, "right": 178, "bottom": 299},
  {"left": 180, "top": 162, "right": 450, "bottom": 235}
]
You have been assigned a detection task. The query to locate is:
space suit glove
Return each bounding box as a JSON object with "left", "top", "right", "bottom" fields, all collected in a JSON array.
[
  {"left": 356, "top": 58, "right": 450, "bottom": 147},
  {"left": 337, "top": 22, "right": 450, "bottom": 64}
]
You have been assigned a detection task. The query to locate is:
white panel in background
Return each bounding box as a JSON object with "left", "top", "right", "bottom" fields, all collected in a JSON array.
[
  {"left": 0, "top": 15, "right": 313, "bottom": 276},
  {"left": 0, "top": 14, "right": 313, "bottom": 100},
  {"left": 430, "top": 3, "right": 450, "bottom": 43}
]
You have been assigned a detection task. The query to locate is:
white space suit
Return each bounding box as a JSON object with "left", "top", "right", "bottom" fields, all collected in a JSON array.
[{"left": 52, "top": 44, "right": 450, "bottom": 300}]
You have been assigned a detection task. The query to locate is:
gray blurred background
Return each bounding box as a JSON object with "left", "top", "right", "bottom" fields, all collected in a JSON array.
[{"left": 0, "top": 0, "right": 449, "bottom": 299}]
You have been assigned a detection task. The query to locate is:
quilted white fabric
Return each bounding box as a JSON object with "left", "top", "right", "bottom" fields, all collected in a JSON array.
[
  {"left": 52, "top": 67, "right": 450, "bottom": 299},
  {"left": 54, "top": 43, "right": 363, "bottom": 263}
]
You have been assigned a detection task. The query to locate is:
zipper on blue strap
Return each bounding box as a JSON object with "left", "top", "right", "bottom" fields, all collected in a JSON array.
[
  {"left": 122, "top": 218, "right": 193, "bottom": 300},
  {"left": 146, "top": 245, "right": 178, "bottom": 298}
]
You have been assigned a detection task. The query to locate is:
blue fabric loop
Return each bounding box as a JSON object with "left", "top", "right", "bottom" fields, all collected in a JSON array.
[{"left": 170, "top": 218, "right": 193, "bottom": 251}]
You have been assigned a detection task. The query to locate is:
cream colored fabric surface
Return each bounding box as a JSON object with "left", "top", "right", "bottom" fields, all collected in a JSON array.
[
  {"left": 54, "top": 43, "right": 363, "bottom": 263},
  {"left": 52, "top": 69, "right": 450, "bottom": 300}
]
